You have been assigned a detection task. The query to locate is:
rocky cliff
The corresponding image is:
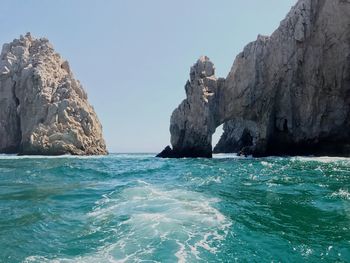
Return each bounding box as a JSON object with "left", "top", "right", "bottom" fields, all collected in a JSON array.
[
  {"left": 159, "top": 0, "right": 350, "bottom": 158},
  {"left": 0, "top": 33, "right": 107, "bottom": 155}
]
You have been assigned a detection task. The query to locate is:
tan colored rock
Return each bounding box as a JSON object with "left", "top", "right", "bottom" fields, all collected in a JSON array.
[{"left": 0, "top": 33, "right": 107, "bottom": 155}]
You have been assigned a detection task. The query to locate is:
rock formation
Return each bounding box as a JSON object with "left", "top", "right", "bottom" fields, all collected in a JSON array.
[
  {"left": 158, "top": 56, "right": 224, "bottom": 158},
  {"left": 213, "top": 119, "right": 258, "bottom": 155},
  {"left": 159, "top": 0, "right": 350, "bottom": 158},
  {"left": 0, "top": 33, "right": 107, "bottom": 155}
]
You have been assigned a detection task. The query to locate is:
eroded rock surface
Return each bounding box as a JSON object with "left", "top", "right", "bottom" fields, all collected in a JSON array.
[
  {"left": 0, "top": 33, "right": 107, "bottom": 155},
  {"left": 160, "top": 0, "right": 350, "bottom": 158},
  {"left": 159, "top": 56, "right": 224, "bottom": 158}
]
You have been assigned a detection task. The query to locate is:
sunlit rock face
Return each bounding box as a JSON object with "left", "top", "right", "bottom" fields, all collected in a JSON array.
[
  {"left": 0, "top": 33, "right": 107, "bottom": 155},
  {"left": 159, "top": 0, "right": 350, "bottom": 158}
]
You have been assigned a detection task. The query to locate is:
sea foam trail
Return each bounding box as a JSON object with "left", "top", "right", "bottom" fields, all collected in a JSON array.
[{"left": 25, "top": 180, "right": 232, "bottom": 263}]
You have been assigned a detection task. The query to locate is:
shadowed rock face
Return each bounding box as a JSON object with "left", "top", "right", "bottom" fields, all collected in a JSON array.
[
  {"left": 159, "top": 56, "right": 224, "bottom": 158},
  {"left": 0, "top": 33, "right": 107, "bottom": 155},
  {"left": 213, "top": 119, "right": 257, "bottom": 155},
  {"left": 159, "top": 0, "right": 350, "bottom": 158}
]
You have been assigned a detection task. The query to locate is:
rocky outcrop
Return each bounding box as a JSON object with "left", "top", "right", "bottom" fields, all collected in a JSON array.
[
  {"left": 159, "top": 56, "right": 224, "bottom": 158},
  {"left": 0, "top": 33, "right": 107, "bottom": 155},
  {"left": 159, "top": 0, "right": 350, "bottom": 158}
]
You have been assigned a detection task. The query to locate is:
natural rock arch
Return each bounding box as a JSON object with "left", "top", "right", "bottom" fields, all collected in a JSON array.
[{"left": 158, "top": 0, "right": 350, "bottom": 158}]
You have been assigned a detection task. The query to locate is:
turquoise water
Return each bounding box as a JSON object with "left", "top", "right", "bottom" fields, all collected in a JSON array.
[{"left": 0, "top": 154, "right": 349, "bottom": 262}]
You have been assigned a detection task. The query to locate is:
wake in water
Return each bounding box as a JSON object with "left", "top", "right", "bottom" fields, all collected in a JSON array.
[
  {"left": 89, "top": 181, "right": 231, "bottom": 262},
  {"left": 0, "top": 154, "right": 349, "bottom": 262},
  {"left": 25, "top": 180, "right": 231, "bottom": 262}
]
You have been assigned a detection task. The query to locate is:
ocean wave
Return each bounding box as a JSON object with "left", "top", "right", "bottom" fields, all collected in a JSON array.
[
  {"left": 0, "top": 154, "right": 106, "bottom": 160},
  {"left": 213, "top": 153, "right": 253, "bottom": 159},
  {"left": 331, "top": 189, "right": 350, "bottom": 200},
  {"left": 261, "top": 161, "right": 273, "bottom": 168},
  {"left": 291, "top": 156, "right": 350, "bottom": 163},
  {"left": 0, "top": 153, "right": 155, "bottom": 160}
]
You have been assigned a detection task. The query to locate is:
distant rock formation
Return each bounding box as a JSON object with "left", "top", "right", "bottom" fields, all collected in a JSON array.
[
  {"left": 159, "top": 0, "right": 350, "bottom": 158},
  {"left": 0, "top": 33, "right": 107, "bottom": 155}
]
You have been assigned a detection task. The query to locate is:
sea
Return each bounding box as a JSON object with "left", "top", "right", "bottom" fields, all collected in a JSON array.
[{"left": 0, "top": 153, "right": 349, "bottom": 262}]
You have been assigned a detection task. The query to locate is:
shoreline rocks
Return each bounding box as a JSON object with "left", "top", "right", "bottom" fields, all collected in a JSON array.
[{"left": 0, "top": 33, "right": 108, "bottom": 155}]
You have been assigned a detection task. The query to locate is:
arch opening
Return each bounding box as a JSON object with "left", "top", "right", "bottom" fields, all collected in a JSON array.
[{"left": 212, "top": 123, "right": 224, "bottom": 151}]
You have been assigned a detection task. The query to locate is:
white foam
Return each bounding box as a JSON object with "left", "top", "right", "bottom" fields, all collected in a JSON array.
[
  {"left": 213, "top": 153, "right": 247, "bottom": 159},
  {"left": 110, "top": 153, "right": 155, "bottom": 159},
  {"left": 261, "top": 161, "right": 273, "bottom": 168},
  {"left": 23, "top": 167, "right": 232, "bottom": 262},
  {"left": 291, "top": 156, "right": 350, "bottom": 163},
  {"left": 331, "top": 189, "right": 350, "bottom": 200},
  {"left": 186, "top": 175, "right": 222, "bottom": 186},
  {"left": 0, "top": 153, "right": 153, "bottom": 160},
  {"left": 0, "top": 154, "right": 105, "bottom": 160},
  {"left": 85, "top": 182, "right": 232, "bottom": 262},
  {"left": 175, "top": 241, "right": 187, "bottom": 263}
]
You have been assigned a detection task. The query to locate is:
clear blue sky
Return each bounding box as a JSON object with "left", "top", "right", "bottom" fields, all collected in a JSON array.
[{"left": 0, "top": 0, "right": 296, "bottom": 153}]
